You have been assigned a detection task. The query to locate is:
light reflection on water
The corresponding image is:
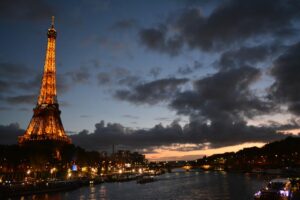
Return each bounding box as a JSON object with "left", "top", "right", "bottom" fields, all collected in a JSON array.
[{"left": 16, "top": 170, "right": 268, "bottom": 200}]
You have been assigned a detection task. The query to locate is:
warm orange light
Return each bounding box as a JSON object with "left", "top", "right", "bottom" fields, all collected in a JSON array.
[
  {"left": 91, "top": 167, "right": 98, "bottom": 173},
  {"left": 183, "top": 165, "right": 192, "bottom": 170},
  {"left": 201, "top": 165, "right": 211, "bottom": 170},
  {"left": 145, "top": 142, "right": 265, "bottom": 161},
  {"left": 50, "top": 167, "right": 57, "bottom": 174},
  {"left": 82, "top": 167, "right": 88, "bottom": 172},
  {"left": 38, "top": 37, "right": 57, "bottom": 105},
  {"left": 18, "top": 17, "right": 71, "bottom": 145}
]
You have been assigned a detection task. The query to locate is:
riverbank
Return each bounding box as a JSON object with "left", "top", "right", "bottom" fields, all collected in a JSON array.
[
  {"left": 0, "top": 172, "right": 161, "bottom": 198},
  {"left": 10, "top": 170, "right": 268, "bottom": 200},
  {"left": 0, "top": 179, "right": 82, "bottom": 198}
]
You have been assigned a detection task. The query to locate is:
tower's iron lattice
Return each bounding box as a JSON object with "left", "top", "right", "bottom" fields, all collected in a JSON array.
[{"left": 19, "top": 17, "right": 71, "bottom": 144}]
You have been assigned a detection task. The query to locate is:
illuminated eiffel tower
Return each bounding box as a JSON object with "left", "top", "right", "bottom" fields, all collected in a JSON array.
[{"left": 19, "top": 17, "right": 71, "bottom": 145}]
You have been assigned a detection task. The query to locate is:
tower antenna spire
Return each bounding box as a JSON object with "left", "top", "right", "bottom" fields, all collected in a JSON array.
[{"left": 51, "top": 16, "right": 55, "bottom": 28}]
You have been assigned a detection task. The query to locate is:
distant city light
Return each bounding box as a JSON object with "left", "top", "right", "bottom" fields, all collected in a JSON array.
[
  {"left": 82, "top": 167, "right": 88, "bottom": 172},
  {"left": 72, "top": 164, "right": 78, "bottom": 171},
  {"left": 50, "top": 167, "right": 57, "bottom": 174}
]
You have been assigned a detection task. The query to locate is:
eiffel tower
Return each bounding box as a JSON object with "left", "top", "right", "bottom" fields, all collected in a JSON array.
[{"left": 19, "top": 17, "right": 71, "bottom": 145}]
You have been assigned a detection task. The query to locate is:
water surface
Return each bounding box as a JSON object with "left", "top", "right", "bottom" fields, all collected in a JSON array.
[{"left": 17, "top": 170, "right": 270, "bottom": 200}]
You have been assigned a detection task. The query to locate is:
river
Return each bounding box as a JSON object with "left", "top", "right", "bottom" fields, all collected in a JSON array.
[{"left": 15, "top": 170, "right": 273, "bottom": 200}]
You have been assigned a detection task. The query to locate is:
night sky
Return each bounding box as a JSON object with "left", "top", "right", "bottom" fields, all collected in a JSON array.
[{"left": 1, "top": 0, "right": 300, "bottom": 160}]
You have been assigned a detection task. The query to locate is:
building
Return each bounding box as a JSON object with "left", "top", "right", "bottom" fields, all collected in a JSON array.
[{"left": 18, "top": 17, "right": 71, "bottom": 145}]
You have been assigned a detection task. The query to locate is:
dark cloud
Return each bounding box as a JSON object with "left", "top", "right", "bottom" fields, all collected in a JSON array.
[
  {"left": 168, "top": 66, "right": 281, "bottom": 147},
  {"left": 16, "top": 75, "right": 41, "bottom": 91},
  {"left": 0, "top": 62, "right": 32, "bottom": 78},
  {"left": 139, "top": 26, "right": 183, "bottom": 56},
  {"left": 177, "top": 0, "right": 298, "bottom": 50},
  {"left": 0, "top": 116, "right": 290, "bottom": 152},
  {"left": 97, "top": 72, "right": 111, "bottom": 85},
  {"left": 1, "top": 73, "right": 69, "bottom": 102},
  {"left": 112, "top": 67, "right": 130, "bottom": 77},
  {"left": 218, "top": 45, "right": 283, "bottom": 70},
  {"left": 0, "top": 118, "right": 288, "bottom": 153},
  {"left": 0, "top": 0, "right": 55, "bottom": 21},
  {"left": 171, "top": 67, "right": 272, "bottom": 120},
  {"left": 149, "top": 67, "right": 161, "bottom": 78},
  {"left": 111, "top": 19, "right": 139, "bottom": 30},
  {"left": 80, "top": 115, "right": 92, "bottom": 118},
  {"left": 70, "top": 119, "right": 286, "bottom": 152},
  {"left": 0, "top": 123, "right": 24, "bottom": 145},
  {"left": 0, "top": 61, "right": 38, "bottom": 93},
  {"left": 18, "top": 107, "right": 30, "bottom": 112},
  {"left": 111, "top": 67, "right": 282, "bottom": 149},
  {"left": 0, "top": 75, "right": 40, "bottom": 94},
  {"left": 154, "top": 117, "right": 173, "bottom": 122},
  {"left": 184, "top": 120, "right": 285, "bottom": 148},
  {"left": 122, "top": 114, "right": 139, "bottom": 119},
  {"left": 177, "top": 66, "right": 193, "bottom": 75},
  {"left": 0, "top": 60, "right": 71, "bottom": 108},
  {"left": 139, "top": 0, "right": 300, "bottom": 54},
  {"left": 163, "top": 144, "right": 205, "bottom": 152},
  {"left": 177, "top": 60, "right": 202, "bottom": 75},
  {"left": 114, "top": 78, "right": 188, "bottom": 105},
  {"left": 266, "top": 118, "right": 300, "bottom": 131},
  {"left": 71, "top": 120, "right": 184, "bottom": 151},
  {"left": 59, "top": 101, "right": 71, "bottom": 107},
  {"left": 0, "top": 106, "right": 11, "bottom": 111},
  {"left": 67, "top": 67, "right": 90, "bottom": 84},
  {"left": 0, "top": 80, "right": 10, "bottom": 93},
  {"left": 56, "top": 74, "right": 71, "bottom": 94},
  {"left": 96, "top": 36, "right": 128, "bottom": 52},
  {"left": 269, "top": 42, "right": 300, "bottom": 114},
  {"left": 96, "top": 67, "right": 140, "bottom": 88},
  {"left": 89, "top": 59, "right": 101, "bottom": 68},
  {"left": 5, "top": 94, "right": 36, "bottom": 105},
  {"left": 117, "top": 75, "right": 140, "bottom": 87},
  {"left": 0, "top": 63, "right": 292, "bottom": 151}
]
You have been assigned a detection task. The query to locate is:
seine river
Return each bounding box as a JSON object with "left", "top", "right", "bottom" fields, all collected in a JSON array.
[{"left": 18, "top": 170, "right": 271, "bottom": 200}]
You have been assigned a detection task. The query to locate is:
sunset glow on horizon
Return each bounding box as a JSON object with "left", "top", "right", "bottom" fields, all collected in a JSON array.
[{"left": 145, "top": 142, "right": 266, "bottom": 161}]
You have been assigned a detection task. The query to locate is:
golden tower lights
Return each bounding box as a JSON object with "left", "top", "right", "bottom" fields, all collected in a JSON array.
[{"left": 19, "top": 17, "right": 71, "bottom": 144}]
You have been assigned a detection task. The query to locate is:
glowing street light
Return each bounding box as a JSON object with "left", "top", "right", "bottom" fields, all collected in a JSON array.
[
  {"left": 50, "top": 167, "right": 57, "bottom": 174},
  {"left": 91, "top": 167, "right": 98, "bottom": 173},
  {"left": 82, "top": 167, "right": 88, "bottom": 172}
]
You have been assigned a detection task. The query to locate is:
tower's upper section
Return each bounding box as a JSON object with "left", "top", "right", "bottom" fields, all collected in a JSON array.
[
  {"left": 47, "top": 16, "right": 57, "bottom": 39},
  {"left": 37, "top": 16, "right": 57, "bottom": 105}
]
